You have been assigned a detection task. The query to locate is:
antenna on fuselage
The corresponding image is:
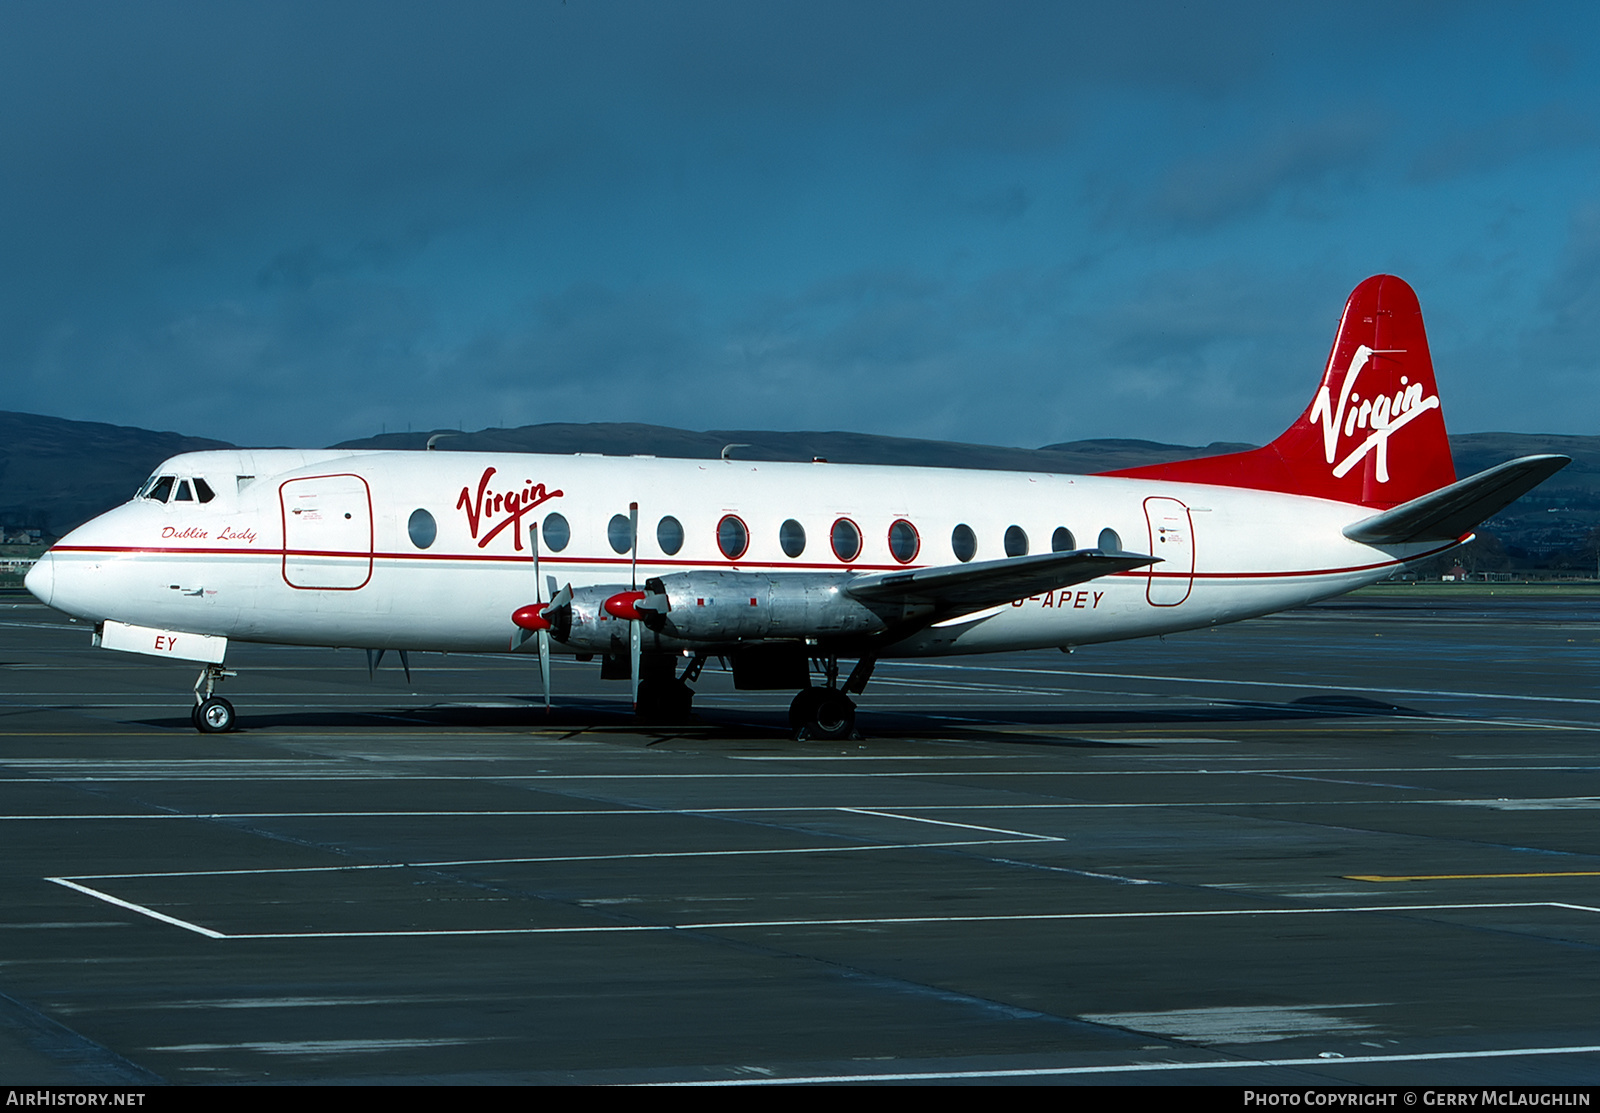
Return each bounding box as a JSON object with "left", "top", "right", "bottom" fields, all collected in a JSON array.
[
  {"left": 426, "top": 433, "right": 458, "bottom": 451},
  {"left": 720, "top": 443, "right": 749, "bottom": 462}
]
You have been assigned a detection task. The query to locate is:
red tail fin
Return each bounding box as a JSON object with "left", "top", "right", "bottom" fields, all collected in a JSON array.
[{"left": 1103, "top": 275, "right": 1456, "bottom": 507}]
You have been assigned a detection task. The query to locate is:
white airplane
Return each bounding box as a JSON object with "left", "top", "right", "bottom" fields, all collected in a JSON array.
[{"left": 25, "top": 275, "right": 1568, "bottom": 739}]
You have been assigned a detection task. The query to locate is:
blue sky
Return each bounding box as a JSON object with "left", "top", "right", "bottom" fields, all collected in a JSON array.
[{"left": 2, "top": 1, "right": 1597, "bottom": 450}]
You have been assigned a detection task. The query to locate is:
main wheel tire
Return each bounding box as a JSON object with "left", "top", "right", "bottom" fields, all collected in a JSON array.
[
  {"left": 195, "top": 696, "right": 236, "bottom": 734},
  {"left": 788, "top": 686, "right": 824, "bottom": 730},
  {"left": 809, "top": 689, "right": 856, "bottom": 741},
  {"left": 791, "top": 687, "right": 855, "bottom": 741},
  {"left": 636, "top": 678, "right": 694, "bottom": 724}
]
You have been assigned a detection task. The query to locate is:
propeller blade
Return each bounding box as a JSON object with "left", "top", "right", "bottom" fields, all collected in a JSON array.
[
  {"left": 531, "top": 523, "right": 542, "bottom": 603},
  {"left": 531, "top": 523, "right": 550, "bottom": 711},
  {"left": 629, "top": 502, "right": 641, "bottom": 712},
  {"left": 628, "top": 502, "right": 639, "bottom": 590},
  {"left": 630, "top": 613, "right": 642, "bottom": 712},
  {"left": 538, "top": 628, "right": 551, "bottom": 712}
]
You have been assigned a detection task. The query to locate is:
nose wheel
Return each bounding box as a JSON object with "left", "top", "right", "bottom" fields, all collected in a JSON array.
[
  {"left": 192, "top": 663, "right": 238, "bottom": 734},
  {"left": 192, "top": 696, "right": 236, "bottom": 733}
]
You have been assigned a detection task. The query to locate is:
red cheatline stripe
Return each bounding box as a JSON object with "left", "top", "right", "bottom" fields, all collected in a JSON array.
[{"left": 46, "top": 542, "right": 1453, "bottom": 581}]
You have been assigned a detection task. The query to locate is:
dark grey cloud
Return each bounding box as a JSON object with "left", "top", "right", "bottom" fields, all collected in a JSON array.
[
  {"left": 1, "top": 0, "right": 1597, "bottom": 451},
  {"left": 1140, "top": 115, "right": 1383, "bottom": 231},
  {"left": 1526, "top": 202, "right": 1600, "bottom": 370},
  {"left": 1409, "top": 104, "right": 1599, "bottom": 183}
]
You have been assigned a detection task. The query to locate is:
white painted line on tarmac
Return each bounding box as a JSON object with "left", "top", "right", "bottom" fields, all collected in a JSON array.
[
  {"left": 47, "top": 878, "right": 225, "bottom": 939},
  {"left": 44, "top": 890, "right": 1600, "bottom": 943},
  {"left": 839, "top": 807, "right": 1064, "bottom": 841},
  {"left": 650, "top": 1042, "right": 1600, "bottom": 1084},
  {"left": 898, "top": 660, "right": 1600, "bottom": 707},
  {"left": 56, "top": 835, "right": 1053, "bottom": 882},
  {"left": 11, "top": 795, "right": 1600, "bottom": 821}
]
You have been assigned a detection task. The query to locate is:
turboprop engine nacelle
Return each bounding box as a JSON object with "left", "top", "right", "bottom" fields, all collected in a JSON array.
[
  {"left": 639, "top": 570, "right": 904, "bottom": 642},
  {"left": 552, "top": 583, "right": 637, "bottom": 655}
]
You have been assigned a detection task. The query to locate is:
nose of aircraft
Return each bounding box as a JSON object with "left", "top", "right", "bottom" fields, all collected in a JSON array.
[{"left": 24, "top": 552, "right": 54, "bottom": 607}]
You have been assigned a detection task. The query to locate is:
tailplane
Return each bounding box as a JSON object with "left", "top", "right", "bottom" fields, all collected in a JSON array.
[{"left": 1104, "top": 275, "right": 1456, "bottom": 508}]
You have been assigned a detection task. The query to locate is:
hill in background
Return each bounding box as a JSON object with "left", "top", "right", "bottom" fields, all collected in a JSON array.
[{"left": 0, "top": 412, "right": 230, "bottom": 538}]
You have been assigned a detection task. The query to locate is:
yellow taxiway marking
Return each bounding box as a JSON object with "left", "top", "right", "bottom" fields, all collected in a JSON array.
[{"left": 1349, "top": 871, "right": 1600, "bottom": 882}]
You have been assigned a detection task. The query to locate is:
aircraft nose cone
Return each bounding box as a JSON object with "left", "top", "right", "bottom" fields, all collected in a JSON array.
[{"left": 24, "top": 552, "right": 54, "bottom": 607}]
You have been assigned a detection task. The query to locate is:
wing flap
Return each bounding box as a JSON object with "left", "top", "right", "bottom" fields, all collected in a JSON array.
[
  {"left": 845, "top": 549, "right": 1157, "bottom": 614},
  {"left": 1342, "top": 454, "right": 1570, "bottom": 545}
]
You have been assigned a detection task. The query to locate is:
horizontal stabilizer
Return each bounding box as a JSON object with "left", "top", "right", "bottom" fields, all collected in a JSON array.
[
  {"left": 1342, "top": 454, "right": 1570, "bottom": 545},
  {"left": 845, "top": 548, "right": 1157, "bottom": 614}
]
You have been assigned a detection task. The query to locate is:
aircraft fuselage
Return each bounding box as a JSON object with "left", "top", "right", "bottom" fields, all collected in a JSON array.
[{"left": 30, "top": 447, "right": 1447, "bottom": 659}]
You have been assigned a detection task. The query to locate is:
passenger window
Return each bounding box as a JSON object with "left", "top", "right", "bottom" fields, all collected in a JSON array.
[
  {"left": 1005, "top": 525, "right": 1029, "bottom": 557},
  {"left": 175, "top": 480, "right": 195, "bottom": 502},
  {"left": 1052, "top": 527, "right": 1075, "bottom": 553},
  {"left": 145, "top": 476, "right": 175, "bottom": 503},
  {"left": 888, "top": 519, "right": 919, "bottom": 563},
  {"left": 657, "top": 516, "right": 684, "bottom": 556},
  {"left": 543, "top": 512, "right": 571, "bottom": 552},
  {"left": 408, "top": 508, "right": 437, "bottom": 549},
  {"left": 1098, "top": 528, "right": 1122, "bottom": 553},
  {"left": 779, "top": 519, "right": 806, "bottom": 558},
  {"left": 951, "top": 523, "right": 977, "bottom": 563},
  {"left": 718, "top": 514, "right": 749, "bottom": 560},
  {"left": 830, "top": 518, "right": 861, "bottom": 562},
  {"left": 607, "top": 513, "right": 633, "bottom": 555},
  {"left": 193, "top": 478, "right": 216, "bottom": 503}
]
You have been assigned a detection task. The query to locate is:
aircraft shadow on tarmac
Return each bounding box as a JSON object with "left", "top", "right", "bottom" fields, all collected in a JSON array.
[{"left": 134, "top": 690, "right": 1427, "bottom": 745}]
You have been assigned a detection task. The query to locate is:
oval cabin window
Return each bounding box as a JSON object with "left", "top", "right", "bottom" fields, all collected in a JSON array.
[
  {"left": 717, "top": 514, "right": 749, "bottom": 560},
  {"left": 657, "top": 515, "right": 684, "bottom": 556},
  {"left": 779, "top": 519, "right": 806, "bottom": 558},
  {"left": 542, "top": 512, "right": 570, "bottom": 552},
  {"left": 830, "top": 518, "right": 862, "bottom": 562},
  {"left": 888, "top": 519, "right": 919, "bottom": 563},
  {"left": 407, "top": 508, "right": 437, "bottom": 549},
  {"left": 951, "top": 524, "right": 977, "bottom": 563},
  {"left": 607, "top": 514, "right": 633, "bottom": 555}
]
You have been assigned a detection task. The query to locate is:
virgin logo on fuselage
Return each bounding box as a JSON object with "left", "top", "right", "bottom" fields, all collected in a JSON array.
[
  {"left": 456, "top": 467, "right": 563, "bottom": 550},
  {"left": 1307, "top": 344, "right": 1440, "bottom": 483}
]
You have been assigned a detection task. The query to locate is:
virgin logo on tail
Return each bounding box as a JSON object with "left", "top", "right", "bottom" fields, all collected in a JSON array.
[{"left": 1307, "top": 344, "right": 1440, "bottom": 484}]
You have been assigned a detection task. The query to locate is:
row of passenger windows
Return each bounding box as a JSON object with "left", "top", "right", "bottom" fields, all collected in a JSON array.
[{"left": 406, "top": 507, "right": 1121, "bottom": 564}]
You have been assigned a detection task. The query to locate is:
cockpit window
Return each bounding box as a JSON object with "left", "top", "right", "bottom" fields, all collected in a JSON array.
[
  {"left": 144, "top": 476, "right": 175, "bottom": 502},
  {"left": 175, "top": 480, "right": 195, "bottom": 502},
  {"left": 193, "top": 478, "right": 215, "bottom": 503}
]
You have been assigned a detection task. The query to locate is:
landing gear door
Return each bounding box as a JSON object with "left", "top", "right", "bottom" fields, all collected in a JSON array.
[
  {"left": 1143, "top": 496, "right": 1194, "bottom": 606},
  {"left": 280, "top": 474, "right": 374, "bottom": 590}
]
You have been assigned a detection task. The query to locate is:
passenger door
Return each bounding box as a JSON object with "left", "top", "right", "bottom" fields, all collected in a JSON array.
[
  {"left": 1143, "top": 496, "right": 1194, "bottom": 606},
  {"left": 280, "top": 475, "right": 373, "bottom": 590}
]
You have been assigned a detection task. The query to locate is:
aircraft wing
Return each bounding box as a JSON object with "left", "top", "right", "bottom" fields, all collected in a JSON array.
[
  {"left": 1342, "top": 454, "right": 1570, "bottom": 546},
  {"left": 844, "top": 548, "right": 1158, "bottom": 615}
]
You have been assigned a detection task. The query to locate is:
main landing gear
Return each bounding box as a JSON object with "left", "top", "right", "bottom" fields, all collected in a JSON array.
[
  {"left": 633, "top": 653, "right": 701, "bottom": 724},
  {"left": 191, "top": 663, "right": 237, "bottom": 734},
  {"left": 788, "top": 656, "right": 874, "bottom": 742}
]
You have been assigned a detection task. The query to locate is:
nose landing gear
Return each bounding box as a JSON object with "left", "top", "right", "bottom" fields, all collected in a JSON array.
[{"left": 192, "top": 663, "right": 237, "bottom": 733}]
